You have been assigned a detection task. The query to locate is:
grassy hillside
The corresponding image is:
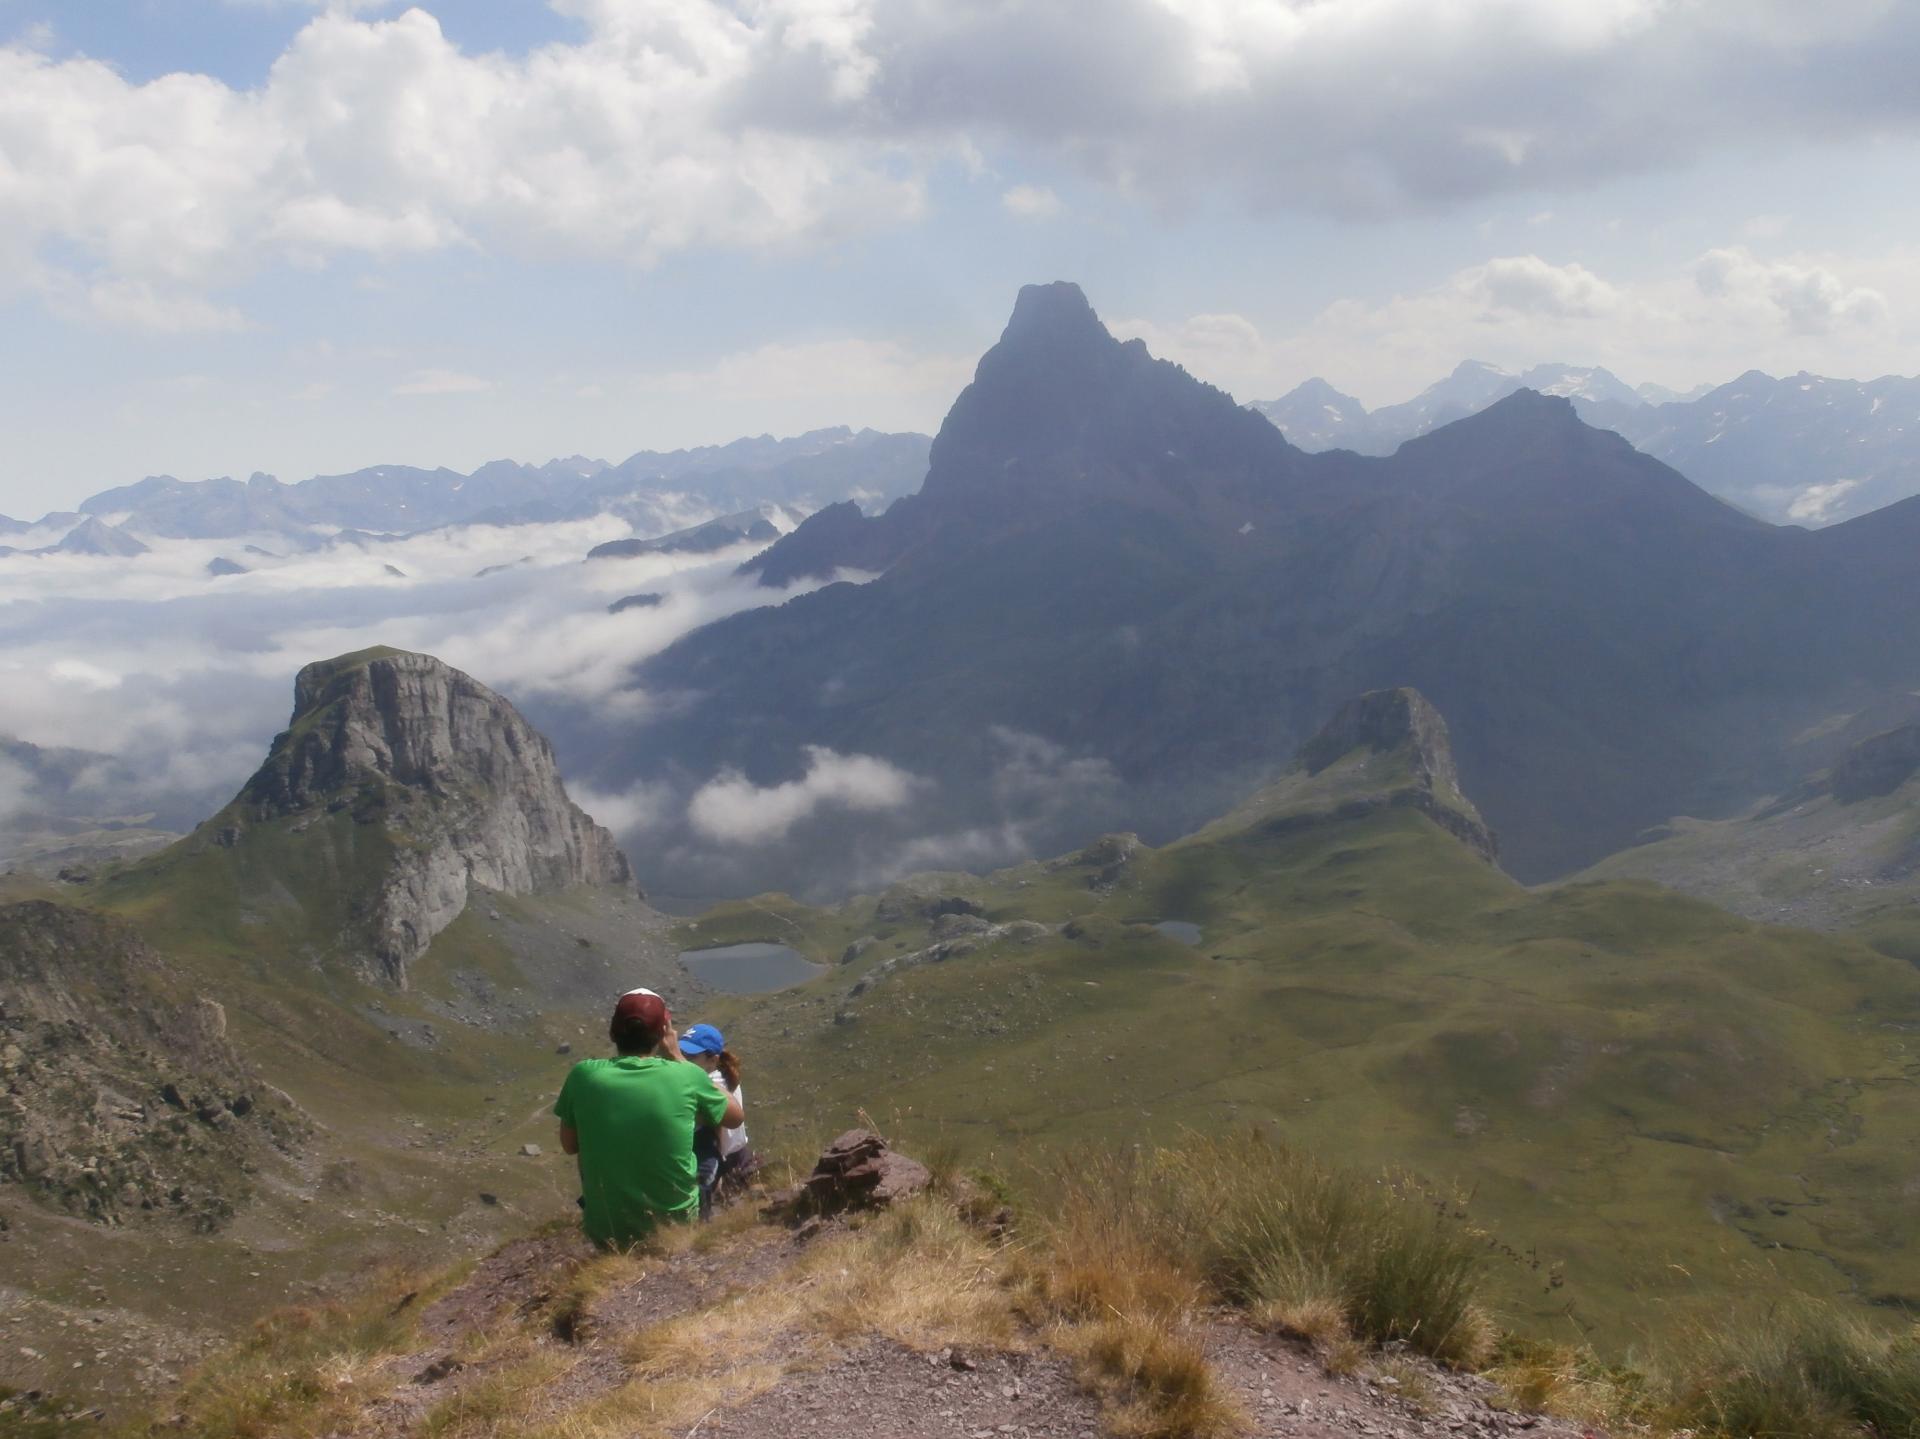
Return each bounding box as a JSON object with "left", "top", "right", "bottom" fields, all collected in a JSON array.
[
  {"left": 0, "top": 822, "right": 673, "bottom": 1409},
  {"left": 693, "top": 796, "right": 1920, "bottom": 1352}
]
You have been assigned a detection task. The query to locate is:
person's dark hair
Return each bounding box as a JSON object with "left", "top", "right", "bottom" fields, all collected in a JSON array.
[
  {"left": 716, "top": 1049, "right": 742, "bottom": 1091},
  {"left": 610, "top": 1014, "right": 664, "bottom": 1056}
]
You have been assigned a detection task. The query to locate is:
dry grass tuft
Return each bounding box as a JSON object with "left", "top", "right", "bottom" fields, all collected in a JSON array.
[
  {"left": 1026, "top": 1135, "right": 1494, "bottom": 1369},
  {"left": 1660, "top": 1299, "right": 1920, "bottom": 1439},
  {"left": 417, "top": 1347, "right": 575, "bottom": 1439},
  {"left": 1252, "top": 1294, "right": 1350, "bottom": 1349},
  {"left": 1062, "top": 1313, "right": 1242, "bottom": 1439},
  {"left": 1487, "top": 1335, "right": 1647, "bottom": 1427},
  {"left": 165, "top": 1265, "right": 433, "bottom": 1439},
  {"left": 627, "top": 1195, "right": 1016, "bottom": 1385}
]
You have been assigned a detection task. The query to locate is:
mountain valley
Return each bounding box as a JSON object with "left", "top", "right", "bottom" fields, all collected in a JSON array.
[{"left": 7, "top": 283, "right": 1920, "bottom": 1435}]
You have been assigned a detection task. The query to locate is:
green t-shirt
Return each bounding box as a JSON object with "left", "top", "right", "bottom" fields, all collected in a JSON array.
[{"left": 553, "top": 1056, "right": 730, "bottom": 1246}]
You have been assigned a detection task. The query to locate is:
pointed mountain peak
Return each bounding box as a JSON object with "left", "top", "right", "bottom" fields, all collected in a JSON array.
[
  {"left": 1449, "top": 359, "right": 1510, "bottom": 379},
  {"left": 1299, "top": 688, "right": 1464, "bottom": 796},
  {"left": 1285, "top": 376, "right": 1360, "bottom": 403},
  {"left": 1002, "top": 280, "right": 1105, "bottom": 345},
  {"left": 1421, "top": 387, "right": 1584, "bottom": 444}
]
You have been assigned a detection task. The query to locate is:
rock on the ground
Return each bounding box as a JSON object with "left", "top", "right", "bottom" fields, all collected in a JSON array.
[{"left": 764, "top": 1129, "right": 931, "bottom": 1221}]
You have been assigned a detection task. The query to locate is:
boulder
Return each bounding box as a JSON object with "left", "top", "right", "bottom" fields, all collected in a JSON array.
[{"left": 763, "top": 1128, "right": 930, "bottom": 1223}]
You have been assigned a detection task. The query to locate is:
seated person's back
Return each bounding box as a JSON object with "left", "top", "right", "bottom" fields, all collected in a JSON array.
[{"left": 555, "top": 989, "right": 737, "bottom": 1246}]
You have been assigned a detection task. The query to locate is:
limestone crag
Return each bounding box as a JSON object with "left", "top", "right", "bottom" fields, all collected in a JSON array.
[
  {"left": 234, "top": 648, "right": 634, "bottom": 982},
  {"left": 1282, "top": 687, "right": 1499, "bottom": 863}
]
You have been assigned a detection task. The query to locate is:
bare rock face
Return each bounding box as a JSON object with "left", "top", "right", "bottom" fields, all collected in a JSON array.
[
  {"left": 763, "top": 1128, "right": 931, "bottom": 1222},
  {"left": 1289, "top": 687, "right": 1499, "bottom": 862},
  {"left": 232, "top": 647, "right": 634, "bottom": 983},
  {"left": 0, "top": 900, "right": 302, "bottom": 1228},
  {"left": 1830, "top": 722, "right": 1920, "bottom": 804}
]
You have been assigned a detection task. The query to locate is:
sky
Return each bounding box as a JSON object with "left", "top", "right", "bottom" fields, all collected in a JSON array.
[{"left": 3, "top": 0, "right": 1920, "bottom": 518}]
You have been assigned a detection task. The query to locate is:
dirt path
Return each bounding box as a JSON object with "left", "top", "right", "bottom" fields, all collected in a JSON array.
[
  {"left": 1203, "top": 1322, "right": 1598, "bottom": 1438},
  {"left": 329, "top": 1225, "right": 1598, "bottom": 1439}
]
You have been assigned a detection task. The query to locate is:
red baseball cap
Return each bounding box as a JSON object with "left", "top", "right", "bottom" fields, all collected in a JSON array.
[{"left": 612, "top": 987, "right": 669, "bottom": 1033}]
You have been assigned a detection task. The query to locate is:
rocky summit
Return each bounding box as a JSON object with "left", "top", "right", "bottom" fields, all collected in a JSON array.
[
  {"left": 1203, "top": 685, "right": 1499, "bottom": 863},
  {"left": 218, "top": 646, "right": 633, "bottom": 982}
]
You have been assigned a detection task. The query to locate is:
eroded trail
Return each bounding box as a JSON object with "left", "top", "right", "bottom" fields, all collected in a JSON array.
[{"left": 307, "top": 1207, "right": 1595, "bottom": 1439}]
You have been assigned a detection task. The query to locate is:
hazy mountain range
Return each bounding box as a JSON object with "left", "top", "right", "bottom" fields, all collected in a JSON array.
[
  {"left": 595, "top": 282, "right": 1920, "bottom": 897},
  {"left": 1254, "top": 363, "right": 1920, "bottom": 525},
  {"left": 0, "top": 427, "right": 929, "bottom": 549}
]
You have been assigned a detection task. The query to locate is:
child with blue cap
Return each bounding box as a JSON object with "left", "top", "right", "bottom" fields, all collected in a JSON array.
[{"left": 678, "top": 1022, "right": 756, "bottom": 1218}]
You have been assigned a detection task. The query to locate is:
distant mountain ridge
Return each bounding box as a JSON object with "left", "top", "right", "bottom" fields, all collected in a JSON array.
[
  {"left": 608, "top": 281, "right": 1920, "bottom": 894},
  {"left": 1254, "top": 363, "right": 1920, "bottom": 525},
  {"left": 1, "top": 427, "right": 930, "bottom": 547}
]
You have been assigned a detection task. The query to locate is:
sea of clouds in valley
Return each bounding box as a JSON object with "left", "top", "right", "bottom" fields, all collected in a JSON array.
[
  {"left": 0, "top": 513, "right": 1129, "bottom": 903},
  {"left": 0, "top": 514, "right": 826, "bottom": 835}
]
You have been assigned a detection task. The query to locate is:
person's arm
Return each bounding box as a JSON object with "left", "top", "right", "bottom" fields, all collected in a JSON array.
[
  {"left": 659, "top": 1023, "right": 689, "bottom": 1063},
  {"left": 721, "top": 1093, "right": 744, "bottom": 1130},
  {"left": 554, "top": 1067, "right": 580, "bottom": 1156}
]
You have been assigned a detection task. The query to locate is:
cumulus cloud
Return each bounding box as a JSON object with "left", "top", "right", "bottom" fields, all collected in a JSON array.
[
  {"left": 1692, "top": 247, "right": 1889, "bottom": 335},
  {"left": 1001, "top": 184, "right": 1062, "bottom": 219},
  {"left": 7, "top": 2, "right": 1920, "bottom": 323},
  {"left": 1114, "top": 244, "right": 1903, "bottom": 407},
  {"left": 567, "top": 778, "right": 676, "bottom": 835},
  {"left": 687, "top": 745, "right": 923, "bottom": 845},
  {"left": 1462, "top": 256, "right": 1620, "bottom": 320}
]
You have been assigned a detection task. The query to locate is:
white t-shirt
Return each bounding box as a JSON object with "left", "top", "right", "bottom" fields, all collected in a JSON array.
[{"left": 708, "top": 1069, "right": 748, "bottom": 1157}]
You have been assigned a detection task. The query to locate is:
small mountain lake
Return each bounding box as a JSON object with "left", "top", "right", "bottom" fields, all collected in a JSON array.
[
  {"left": 1154, "top": 920, "right": 1204, "bottom": 945},
  {"left": 678, "top": 942, "right": 825, "bottom": 993}
]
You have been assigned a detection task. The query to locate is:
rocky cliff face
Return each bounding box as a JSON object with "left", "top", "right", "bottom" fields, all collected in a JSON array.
[
  {"left": 1830, "top": 722, "right": 1920, "bottom": 804},
  {"left": 230, "top": 647, "right": 634, "bottom": 983},
  {"left": 1275, "top": 688, "right": 1499, "bottom": 862},
  {"left": 0, "top": 901, "right": 301, "bottom": 1228}
]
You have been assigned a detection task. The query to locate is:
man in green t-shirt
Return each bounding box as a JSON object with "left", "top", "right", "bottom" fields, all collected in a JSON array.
[{"left": 555, "top": 988, "right": 743, "bottom": 1247}]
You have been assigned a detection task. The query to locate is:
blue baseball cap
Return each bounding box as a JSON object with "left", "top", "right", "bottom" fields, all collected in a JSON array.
[{"left": 680, "top": 1023, "right": 725, "bottom": 1057}]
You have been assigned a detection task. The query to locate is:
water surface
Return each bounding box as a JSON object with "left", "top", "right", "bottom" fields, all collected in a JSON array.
[
  {"left": 679, "top": 941, "right": 824, "bottom": 993},
  {"left": 1154, "top": 920, "right": 1203, "bottom": 946}
]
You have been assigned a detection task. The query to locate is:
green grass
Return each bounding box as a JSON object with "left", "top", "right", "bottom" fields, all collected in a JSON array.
[{"left": 714, "top": 802, "right": 1920, "bottom": 1351}]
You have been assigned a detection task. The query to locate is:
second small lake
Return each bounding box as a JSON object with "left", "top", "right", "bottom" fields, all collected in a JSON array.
[
  {"left": 678, "top": 941, "right": 825, "bottom": 993},
  {"left": 1154, "top": 920, "right": 1204, "bottom": 946}
]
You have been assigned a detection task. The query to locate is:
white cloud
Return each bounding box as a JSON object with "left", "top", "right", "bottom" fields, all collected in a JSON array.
[
  {"left": 392, "top": 368, "right": 494, "bottom": 396},
  {"left": 1462, "top": 255, "right": 1620, "bottom": 320},
  {"left": 567, "top": 779, "right": 675, "bottom": 835},
  {"left": 687, "top": 745, "right": 923, "bottom": 844},
  {"left": 1113, "top": 244, "right": 1904, "bottom": 407},
  {"left": 1692, "top": 247, "right": 1889, "bottom": 336},
  {"left": 8, "top": 2, "right": 1920, "bottom": 326},
  {"left": 0, "top": 510, "right": 834, "bottom": 827},
  {"left": 1785, "top": 479, "right": 1863, "bottom": 524},
  {"left": 1001, "top": 184, "right": 1062, "bottom": 219},
  {"left": 0, "top": 754, "right": 34, "bottom": 824}
]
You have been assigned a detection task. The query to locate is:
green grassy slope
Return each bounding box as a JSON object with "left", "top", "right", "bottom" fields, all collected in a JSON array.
[
  {"left": 697, "top": 801, "right": 1920, "bottom": 1352},
  {"left": 3, "top": 822, "right": 667, "bottom": 1409}
]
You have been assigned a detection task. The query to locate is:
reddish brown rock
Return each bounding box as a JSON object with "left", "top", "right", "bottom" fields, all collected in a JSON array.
[{"left": 763, "top": 1128, "right": 931, "bottom": 1223}]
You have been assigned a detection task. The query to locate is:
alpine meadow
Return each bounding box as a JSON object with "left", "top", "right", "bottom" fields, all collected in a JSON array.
[{"left": 7, "top": 7, "right": 1920, "bottom": 1439}]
